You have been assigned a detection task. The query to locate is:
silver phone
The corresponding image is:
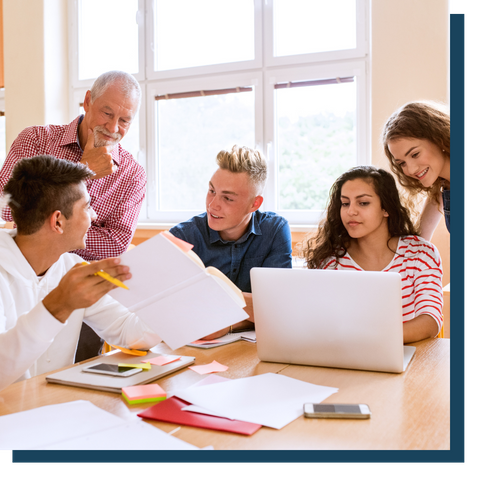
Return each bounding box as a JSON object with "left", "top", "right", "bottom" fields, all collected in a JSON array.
[{"left": 303, "top": 403, "right": 371, "bottom": 419}]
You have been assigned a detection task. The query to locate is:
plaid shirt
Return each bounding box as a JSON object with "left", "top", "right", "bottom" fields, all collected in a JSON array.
[{"left": 0, "top": 116, "right": 146, "bottom": 261}]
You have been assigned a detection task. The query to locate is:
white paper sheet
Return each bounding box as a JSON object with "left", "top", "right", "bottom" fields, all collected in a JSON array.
[
  {"left": 173, "top": 373, "right": 338, "bottom": 429},
  {"left": 108, "top": 233, "right": 248, "bottom": 349},
  {"left": 0, "top": 400, "right": 199, "bottom": 450}
]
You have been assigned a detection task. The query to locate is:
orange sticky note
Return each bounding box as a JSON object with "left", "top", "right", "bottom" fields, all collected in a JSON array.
[
  {"left": 109, "top": 344, "right": 148, "bottom": 356},
  {"left": 189, "top": 360, "right": 228, "bottom": 375}
]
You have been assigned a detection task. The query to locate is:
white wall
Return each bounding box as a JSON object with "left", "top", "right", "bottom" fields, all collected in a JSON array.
[
  {"left": 371, "top": 0, "right": 450, "bottom": 286},
  {"left": 3, "top": 0, "right": 69, "bottom": 149},
  {"left": 371, "top": 0, "right": 449, "bottom": 167}
]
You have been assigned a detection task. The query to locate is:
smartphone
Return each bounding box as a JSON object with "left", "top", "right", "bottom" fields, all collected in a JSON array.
[
  {"left": 303, "top": 403, "right": 371, "bottom": 419},
  {"left": 82, "top": 363, "right": 142, "bottom": 377}
]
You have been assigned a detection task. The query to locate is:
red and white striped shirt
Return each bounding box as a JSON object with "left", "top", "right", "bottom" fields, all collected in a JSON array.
[
  {"left": 0, "top": 116, "right": 146, "bottom": 261},
  {"left": 321, "top": 235, "right": 443, "bottom": 330}
]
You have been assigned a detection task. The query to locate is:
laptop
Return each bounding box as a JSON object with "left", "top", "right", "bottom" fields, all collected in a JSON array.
[
  {"left": 250, "top": 268, "right": 416, "bottom": 373},
  {"left": 46, "top": 351, "right": 195, "bottom": 393}
]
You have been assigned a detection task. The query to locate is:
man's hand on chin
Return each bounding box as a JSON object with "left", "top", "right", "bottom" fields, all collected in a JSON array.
[{"left": 80, "top": 129, "right": 116, "bottom": 179}]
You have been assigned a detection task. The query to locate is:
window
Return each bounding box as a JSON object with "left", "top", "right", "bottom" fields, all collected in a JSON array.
[
  {"left": 274, "top": 78, "right": 357, "bottom": 211},
  {"left": 70, "top": 0, "right": 369, "bottom": 225},
  {"left": 155, "top": 85, "right": 255, "bottom": 213}
]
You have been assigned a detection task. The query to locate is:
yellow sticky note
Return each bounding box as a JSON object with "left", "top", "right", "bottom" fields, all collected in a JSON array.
[{"left": 118, "top": 362, "right": 151, "bottom": 371}]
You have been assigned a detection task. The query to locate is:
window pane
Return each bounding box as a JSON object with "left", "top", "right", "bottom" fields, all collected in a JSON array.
[
  {"left": 276, "top": 80, "right": 356, "bottom": 210},
  {"left": 119, "top": 119, "right": 140, "bottom": 162},
  {"left": 274, "top": 0, "right": 357, "bottom": 57},
  {"left": 78, "top": 0, "right": 139, "bottom": 80},
  {"left": 157, "top": 91, "right": 255, "bottom": 211},
  {"left": 155, "top": 0, "right": 254, "bottom": 71}
]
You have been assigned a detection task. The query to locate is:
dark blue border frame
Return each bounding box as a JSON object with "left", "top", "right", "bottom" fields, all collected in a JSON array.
[{"left": 12, "top": 14, "right": 465, "bottom": 465}]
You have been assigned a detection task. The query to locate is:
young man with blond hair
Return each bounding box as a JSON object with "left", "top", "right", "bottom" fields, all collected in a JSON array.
[{"left": 170, "top": 145, "right": 292, "bottom": 337}]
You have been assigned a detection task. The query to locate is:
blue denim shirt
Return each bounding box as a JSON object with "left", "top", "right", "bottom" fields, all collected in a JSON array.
[
  {"left": 442, "top": 189, "right": 450, "bottom": 233},
  {"left": 170, "top": 211, "right": 292, "bottom": 292}
]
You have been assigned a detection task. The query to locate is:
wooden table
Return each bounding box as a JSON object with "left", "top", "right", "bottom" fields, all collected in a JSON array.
[{"left": 0, "top": 338, "right": 450, "bottom": 450}]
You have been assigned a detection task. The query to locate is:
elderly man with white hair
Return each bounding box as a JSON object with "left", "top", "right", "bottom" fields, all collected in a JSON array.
[
  {"left": 0, "top": 70, "right": 145, "bottom": 360},
  {"left": 0, "top": 70, "right": 143, "bottom": 262}
]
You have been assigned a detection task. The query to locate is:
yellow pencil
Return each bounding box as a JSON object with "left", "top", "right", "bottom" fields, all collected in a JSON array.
[{"left": 82, "top": 262, "right": 129, "bottom": 290}]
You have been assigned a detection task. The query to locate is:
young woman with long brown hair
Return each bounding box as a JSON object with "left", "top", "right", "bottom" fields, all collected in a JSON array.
[{"left": 382, "top": 101, "right": 450, "bottom": 240}]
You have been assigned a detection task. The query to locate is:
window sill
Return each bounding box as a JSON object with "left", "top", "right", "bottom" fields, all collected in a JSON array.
[{"left": 136, "top": 222, "right": 317, "bottom": 233}]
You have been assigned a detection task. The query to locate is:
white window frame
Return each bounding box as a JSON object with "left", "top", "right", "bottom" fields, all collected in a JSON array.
[
  {"left": 69, "top": 0, "right": 370, "bottom": 227},
  {"left": 144, "top": 0, "right": 264, "bottom": 81},
  {"left": 264, "top": 0, "right": 368, "bottom": 67},
  {"left": 146, "top": 72, "right": 264, "bottom": 222},
  {"left": 67, "top": 0, "right": 146, "bottom": 89},
  {"left": 263, "top": 60, "right": 369, "bottom": 225}
]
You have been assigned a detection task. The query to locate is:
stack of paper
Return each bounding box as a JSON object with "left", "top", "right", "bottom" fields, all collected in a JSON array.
[
  {"left": 139, "top": 373, "right": 337, "bottom": 434},
  {"left": 0, "top": 401, "right": 201, "bottom": 450},
  {"left": 138, "top": 374, "right": 260, "bottom": 435},
  {"left": 138, "top": 396, "right": 262, "bottom": 436},
  {"left": 172, "top": 373, "right": 338, "bottom": 430}
]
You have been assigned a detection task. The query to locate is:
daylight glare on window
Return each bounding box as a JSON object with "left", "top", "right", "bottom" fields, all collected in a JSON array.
[
  {"left": 274, "top": 0, "right": 357, "bottom": 57},
  {"left": 155, "top": 0, "right": 254, "bottom": 71},
  {"left": 73, "top": 0, "right": 366, "bottom": 224},
  {"left": 156, "top": 91, "right": 255, "bottom": 211},
  {"left": 78, "top": 0, "right": 139, "bottom": 80},
  {"left": 276, "top": 81, "right": 357, "bottom": 211}
]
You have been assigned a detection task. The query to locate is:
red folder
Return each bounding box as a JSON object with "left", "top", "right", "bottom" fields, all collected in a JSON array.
[{"left": 137, "top": 396, "right": 261, "bottom": 436}]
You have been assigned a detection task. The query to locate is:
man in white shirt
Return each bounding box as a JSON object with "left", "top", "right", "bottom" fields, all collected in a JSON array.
[{"left": 0, "top": 155, "right": 161, "bottom": 392}]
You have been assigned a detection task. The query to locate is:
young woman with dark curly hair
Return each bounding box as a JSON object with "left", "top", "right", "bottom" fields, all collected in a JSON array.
[{"left": 301, "top": 166, "right": 443, "bottom": 344}]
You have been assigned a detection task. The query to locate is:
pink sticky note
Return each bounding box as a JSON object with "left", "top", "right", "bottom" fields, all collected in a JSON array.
[
  {"left": 144, "top": 355, "right": 181, "bottom": 366},
  {"left": 122, "top": 384, "right": 166, "bottom": 401},
  {"left": 162, "top": 231, "right": 194, "bottom": 253},
  {"left": 189, "top": 361, "right": 229, "bottom": 375}
]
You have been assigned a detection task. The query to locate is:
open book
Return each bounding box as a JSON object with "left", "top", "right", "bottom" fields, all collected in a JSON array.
[{"left": 108, "top": 231, "right": 248, "bottom": 350}]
